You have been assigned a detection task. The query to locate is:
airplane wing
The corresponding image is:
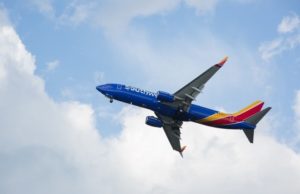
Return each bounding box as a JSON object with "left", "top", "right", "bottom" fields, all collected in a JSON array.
[
  {"left": 173, "top": 56, "right": 228, "bottom": 111},
  {"left": 156, "top": 113, "right": 186, "bottom": 156}
]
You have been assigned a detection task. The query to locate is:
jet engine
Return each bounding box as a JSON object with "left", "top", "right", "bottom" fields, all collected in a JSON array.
[
  {"left": 156, "top": 91, "right": 174, "bottom": 103},
  {"left": 145, "top": 116, "right": 163, "bottom": 128}
]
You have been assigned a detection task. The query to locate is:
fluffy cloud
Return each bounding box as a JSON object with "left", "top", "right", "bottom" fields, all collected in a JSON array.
[
  {"left": 259, "top": 13, "right": 300, "bottom": 61},
  {"left": 1, "top": 7, "right": 300, "bottom": 194},
  {"left": 278, "top": 13, "right": 300, "bottom": 34},
  {"left": 0, "top": 9, "right": 105, "bottom": 193},
  {"left": 107, "top": 108, "right": 300, "bottom": 194}
]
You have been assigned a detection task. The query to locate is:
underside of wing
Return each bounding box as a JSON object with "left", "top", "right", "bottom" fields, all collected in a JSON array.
[
  {"left": 163, "top": 124, "right": 181, "bottom": 151},
  {"left": 173, "top": 57, "right": 228, "bottom": 111},
  {"left": 156, "top": 113, "right": 186, "bottom": 156}
]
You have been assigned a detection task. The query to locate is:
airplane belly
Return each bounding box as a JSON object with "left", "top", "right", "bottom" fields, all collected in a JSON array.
[
  {"left": 153, "top": 103, "right": 177, "bottom": 118},
  {"left": 188, "top": 106, "right": 214, "bottom": 121}
]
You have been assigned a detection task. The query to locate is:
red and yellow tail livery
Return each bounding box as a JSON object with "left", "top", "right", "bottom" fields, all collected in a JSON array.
[{"left": 199, "top": 101, "right": 264, "bottom": 127}]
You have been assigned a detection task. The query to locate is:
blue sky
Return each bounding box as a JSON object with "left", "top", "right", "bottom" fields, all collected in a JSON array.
[{"left": 1, "top": 1, "right": 300, "bottom": 194}]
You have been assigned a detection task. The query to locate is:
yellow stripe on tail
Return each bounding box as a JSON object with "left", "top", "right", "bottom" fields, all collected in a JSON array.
[{"left": 233, "top": 100, "right": 263, "bottom": 116}]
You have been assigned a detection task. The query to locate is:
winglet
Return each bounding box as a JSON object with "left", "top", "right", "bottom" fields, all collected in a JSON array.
[
  {"left": 179, "top": 145, "right": 187, "bottom": 157},
  {"left": 215, "top": 56, "right": 228, "bottom": 67}
]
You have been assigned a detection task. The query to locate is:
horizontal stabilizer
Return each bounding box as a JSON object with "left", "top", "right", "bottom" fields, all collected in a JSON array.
[{"left": 245, "top": 107, "right": 272, "bottom": 126}]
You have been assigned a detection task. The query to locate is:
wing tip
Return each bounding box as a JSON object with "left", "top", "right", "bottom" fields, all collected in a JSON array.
[
  {"left": 215, "top": 56, "right": 228, "bottom": 67},
  {"left": 179, "top": 145, "right": 187, "bottom": 157}
]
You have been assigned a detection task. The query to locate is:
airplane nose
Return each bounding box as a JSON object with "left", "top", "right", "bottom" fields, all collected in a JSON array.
[{"left": 96, "top": 85, "right": 105, "bottom": 93}]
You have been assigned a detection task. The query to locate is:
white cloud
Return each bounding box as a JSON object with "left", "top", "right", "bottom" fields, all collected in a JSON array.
[
  {"left": 0, "top": 9, "right": 104, "bottom": 193},
  {"left": 59, "top": 0, "right": 180, "bottom": 32},
  {"left": 114, "top": 109, "right": 300, "bottom": 194},
  {"left": 259, "top": 13, "right": 300, "bottom": 61},
  {"left": 0, "top": 13, "right": 36, "bottom": 84},
  {"left": 259, "top": 38, "right": 284, "bottom": 61},
  {"left": 278, "top": 13, "right": 300, "bottom": 34},
  {"left": 29, "top": 0, "right": 55, "bottom": 19},
  {"left": 23, "top": 0, "right": 257, "bottom": 33},
  {"left": 291, "top": 90, "right": 300, "bottom": 149},
  {"left": 58, "top": 0, "right": 253, "bottom": 32},
  {"left": 59, "top": 1, "right": 95, "bottom": 26},
  {"left": 185, "top": 0, "right": 219, "bottom": 13},
  {"left": 293, "top": 90, "right": 300, "bottom": 128},
  {"left": 2, "top": 6, "right": 300, "bottom": 194},
  {"left": 46, "top": 59, "right": 59, "bottom": 72},
  {"left": 259, "top": 34, "right": 300, "bottom": 61}
]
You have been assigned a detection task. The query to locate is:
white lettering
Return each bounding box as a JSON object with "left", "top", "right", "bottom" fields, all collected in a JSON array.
[{"left": 125, "top": 86, "right": 156, "bottom": 97}]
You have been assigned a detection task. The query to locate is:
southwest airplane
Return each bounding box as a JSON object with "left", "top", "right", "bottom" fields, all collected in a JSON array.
[{"left": 96, "top": 57, "right": 271, "bottom": 156}]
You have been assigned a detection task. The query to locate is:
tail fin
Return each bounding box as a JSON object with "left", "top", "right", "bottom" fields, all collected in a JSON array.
[
  {"left": 242, "top": 107, "right": 272, "bottom": 143},
  {"left": 233, "top": 100, "right": 264, "bottom": 121}
]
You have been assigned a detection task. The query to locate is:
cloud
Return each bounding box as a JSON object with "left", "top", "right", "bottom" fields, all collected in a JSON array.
[
  {"left": 293, "top": 90, "right": 300, "bottom": 128},
  {"left": 28, "top": 0, "right": 55, "bottom": 19},
  {"left": 0, "top": 9, "right": 104, "bottom": 193},
  {"left": 292, "top": 90, "right": 300, "bottom": 150},
  {"left": 1, "top": 8, "right": 300, "bottom": 194},
  {"left": 259, "top": 13, "right": 300, "bottom": 61},
  {"left": 46, "top": 59, "right": 59, "bottom": 72},
  {"left": 259, "top": 34, "right": 300, "bottom": 61},
  {"left": 58, "top": 0, "right": 254, "bottom": 32},
  {"left": 59, "top": 1, "right": 96, "bottom": 26},
  {"left": 114, "top": 108, "right": 300, "bottom": 194},
  {"left": 59, "top": 0, "right": 180, "bottom": 32},
  {"left": 278, "top": 13, "right": 300, "bottom": 34},
  {"left": 185, "top": 0, "right": 219, "bottom": 13},
  {"left": 259, "top": 38, "right": 284, "bottom": 61}
]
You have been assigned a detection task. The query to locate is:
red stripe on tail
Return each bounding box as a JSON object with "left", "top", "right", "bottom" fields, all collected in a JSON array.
[{"left": 234, "top": 102, "right": 264, "bottom": 121}]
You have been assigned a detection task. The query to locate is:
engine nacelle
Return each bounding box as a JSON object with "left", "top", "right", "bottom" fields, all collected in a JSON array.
[
  {"left": 145, "top": 116, "right": 163, "bottom": 128},
  {"left": 156, "top": 91, "right": 174, "bottom": 103}
]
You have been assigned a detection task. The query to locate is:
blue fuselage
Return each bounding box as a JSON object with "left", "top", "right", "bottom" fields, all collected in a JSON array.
[{"left": 96, "top": 83, "right": 254, "bottom": 130}]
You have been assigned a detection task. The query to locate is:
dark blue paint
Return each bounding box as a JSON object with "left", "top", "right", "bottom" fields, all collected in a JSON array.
[{"left": 96, "top": 83, "right": 254, "bottom": 130}]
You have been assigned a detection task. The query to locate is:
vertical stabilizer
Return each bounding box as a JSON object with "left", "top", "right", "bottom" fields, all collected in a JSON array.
[
  {"left": 242, "top": 107, "right": 272, "bottom": 143},
  {"left": 234, "top": 101, "right": 264, "bottom": 121},
  {"left": 243, "top": 129, "right": 254, "bottom": 143}
]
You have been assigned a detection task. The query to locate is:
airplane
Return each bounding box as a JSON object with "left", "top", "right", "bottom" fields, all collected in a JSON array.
[{"left": 96, "top": 57, "right": 271, "bottom": 156}]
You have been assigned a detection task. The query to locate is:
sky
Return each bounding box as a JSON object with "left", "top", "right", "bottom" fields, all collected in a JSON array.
[{"left": 1, "top": 0, "right": 300, "bottom": 194}]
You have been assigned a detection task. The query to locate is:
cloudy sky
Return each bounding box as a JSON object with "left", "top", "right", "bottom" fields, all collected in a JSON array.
[{"left": 1, "top": 0, "right": 300, "bottom": 193}]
